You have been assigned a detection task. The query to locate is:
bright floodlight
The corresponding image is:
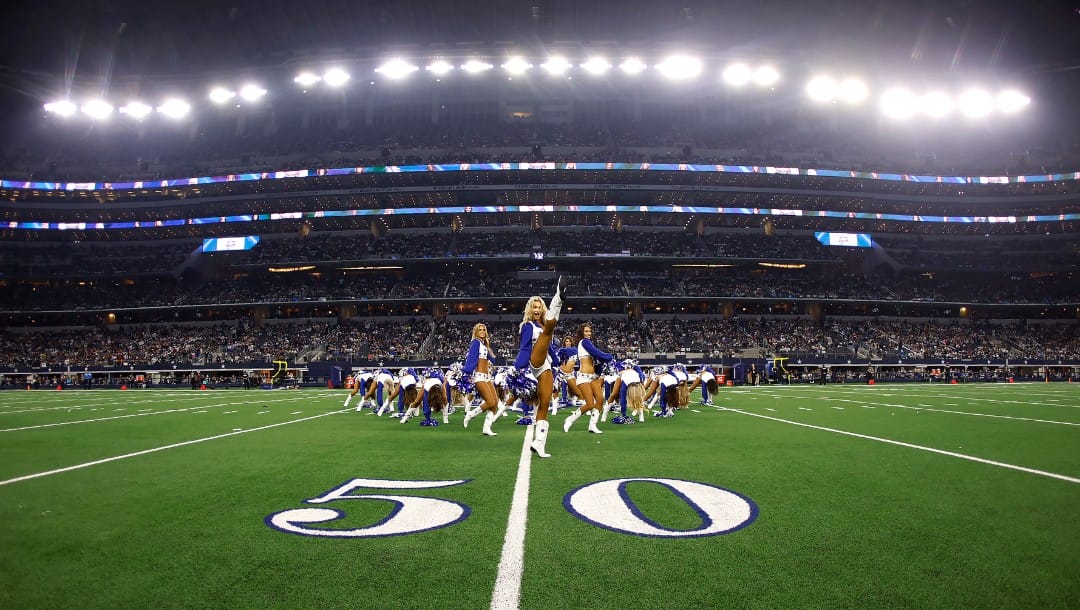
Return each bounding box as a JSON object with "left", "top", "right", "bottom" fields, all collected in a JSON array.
[
  {"left": 425, "top": 60, "right": 454, "bottom": 75},
  {"left": 294, "top": 72, "right": 321, "bottom": 88},
  {"left": 722, "top": 63, "right": 752, "bottom": 86},
  {"left": 461, "top": 59, "right": 494, "bottom": 73},
  {"left": 958, "top": 89, "right": 994, "bottom": 118},
  {"left": 44, "top": 100, "right": 77, "bottom": 117},
  {"left": 921, "top": 91, "right": 953, "bottom": 118},
  {"left": 997, "top": 89, "right": 1030, "bottom": 113},
  {"left": 501, "top": 57, "right": 530, "bottom": 75},
  {"left": 119, "top": 101, "right": 152, "bottom": 120},
  {"left": 656, "top": 55, "right": 702, "bottom": 80},
  {"left": 541, "top": 56, "right": 572, "bottom": 76},
  {"left": 323, "top": 68, "right": 350, "bottom": 87},
  {"left": 208, "top": 87, "right": 236, "bottom": 104},
  {"left": 376, "top": 59, "right": 419, "bottom": 79},
  {"left": 806, "top": 75, "right": 837, "bottom": 102},
  {"left": 880, "top": 88, "right": 917, "bottom": 119},
  {"left": 81, "top": 99, "right": 113, "bottom": 120},
  {"left": 239, "top": 84, "right": 267, "bottom": 102},
  {"left": 580, "top": 57, "right": 611, "bottom": 75},
  {"left": 619, "top": 57, "right": 647, "bottom": 75},
  {"left": 157, "top": 98, "right": 191, "bottom": 119},
  {"left": 753, "top": 66, "right": 780, "bottom": 87},
  {"left": 838, "top": 78, "right": 868, "bottom": 104}
]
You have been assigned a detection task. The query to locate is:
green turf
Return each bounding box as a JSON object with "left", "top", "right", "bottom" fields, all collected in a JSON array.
[{"left": 0, "top": 384, "right": 1077, "bottom": 609}]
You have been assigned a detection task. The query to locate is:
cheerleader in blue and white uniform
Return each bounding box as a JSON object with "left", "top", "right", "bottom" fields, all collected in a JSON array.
[
  {"left": 344, "top": 368, "right": 375, "bottom": 411},
  {"left": 687, "top": 364, "right": 718, "bottom": 405},
  {"left": 461, "top": 322, "right": 506, "bottom": 436},
  {"left": 607, "top": 359, "right": 647, "bottom": 423},
  {"left": 555, "top": 337, "right": 580, "bottom": 414},
  {"left": 645, "top": 365, "right": 679, "bottom": 417},
  {"left": 671, "top": 362, "right": 690, "bottom": 410},
  {"left": 563, "top": 323, "right": 613, "bottom": 434},
  {"left": 409, "top": 367, "right": 449, "bottom": 426},
  {"left": 513, "top": 277, "right": 566, "bottom": 458},
  {"left": 367, "top": 368, "right": 396, "bottom": 416},
  {"left": 385, "top": 367, "right": 420, "bottom": 421}
]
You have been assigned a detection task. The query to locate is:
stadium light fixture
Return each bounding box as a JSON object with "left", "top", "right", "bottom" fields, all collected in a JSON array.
[
  {"left": 461, "top": 59, "right": 495, "bottom": 74},
  {"left": 921, "top": 91, "right": 953, "bottom": 118},
  {"left": 753, "top": 65, "right": 780, "bottom": 87},
  {"left": 80, "top": 99, "right": 114, "bottom": 120},
  {"left": 323, "top": 68, "right": 350, "bottom": 87},
  {"left": 996, "top": 89, "right": 1030, "bottom": 113},
  {"left": 806, "top": 75, "right": 837, "bottom": 102},
  {"left": 425, "top": 60, "right": 454, "bottom": 75},
  {"left": 619, "top": 57, "right": 647, "bottom": 75},
  {"left": 208, "top": 87, "right": 236, "bottom": 104},
  {"left": 294, "top": 72, "right": 321, "bottom": 88},
  {"left": 119, "top": 101, "right": 152, "bottom": 120},
  {"left": 157, "top": 98, "right": 191, "bottom": 119},
  {"left": 656, "top": 55, "right": 702, "bottom": 80},
  {"left": 376, "top": 59, "right": 419, "bottom": 79},
  {"left": 501, "top": 57, "right": 531, "bottom": 75},
  {"left": 722, "top": 63, "right": 753, "bottom": 86},
  {"left": 44, "top": 100, "right": 78, "bottom": 117},
  {"left": 957, "top": 89, "right": 994, "bottom": 118},
  {"left": 838, "top": 78, "right": 868, "bottom": 104},
  {"left": 541, "top": 56, "right": 572, "bottom": 76},
  {"left": 880, "top": 88, "right": 917, "bottom": 119},
  {"left": 580, "top": 57, "right": 612, "bottom": 75},
  {"left": 239, "top": 84, "right": 267, "bottom": 102}
]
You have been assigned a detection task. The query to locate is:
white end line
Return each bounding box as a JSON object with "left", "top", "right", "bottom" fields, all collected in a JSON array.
[{"left": 490, "top": 425, "right": 535, "bottom": 610}]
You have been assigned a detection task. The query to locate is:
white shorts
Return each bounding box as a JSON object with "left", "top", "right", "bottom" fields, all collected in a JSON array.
[
  {"left": 472, "top": 372, "right": 492, "bottom": 383},
  {"left": 575, "top": 373, "right": 598, "bottom": 383},
  {"left": 529, "top": 356, "right": 552, "bottom": 380}
]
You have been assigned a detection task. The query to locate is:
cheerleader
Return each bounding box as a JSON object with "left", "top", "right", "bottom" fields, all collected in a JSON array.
[
  {"left": 385, "top": 367, "right": 420, "bottom": 421},
  {"left": 671, "top": 362, "right": 690, "bottom": 410},
  {"left": 367, "top": 368, "right": 396, "bottom": 415},
  {"left": 461, "top": 323, "right": 505, "bottom": 436},
  {"left": 513, "top": 277, "right": 566, "bottom": 458},
  {"left": 409, "top": 367, "right": 449, "bottom": 427},
  {"left": 445, "top": 362, "right": 473, "bottom": 423},
  {"left": 687, "top": 364, "right": 718, "bottom": 405},
  {"left": 607, "top": 358, "right": 647, "bottom": 423},
  {"left": 555, "top": 337, "right": 580, "bottom": 413},
  {"left": 563, "top": 323, "right": 613, "bottom": 434},
  {"left": 343, "top": 368, "right": 374, "bottom": 410},
  {"left": 645, "top": 365, "right": 679, "bottom": 417}
]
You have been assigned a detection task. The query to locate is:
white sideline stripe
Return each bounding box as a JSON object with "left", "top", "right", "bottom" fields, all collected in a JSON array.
[
  {"left": 715, "top": 406, "right": 1080, "bottom": 484},
  {"left": 490, "top": 425, "right": 535, "bottom": 610},
  {"left": 0, "top": 408, "right": 352, "bottom": 487}
]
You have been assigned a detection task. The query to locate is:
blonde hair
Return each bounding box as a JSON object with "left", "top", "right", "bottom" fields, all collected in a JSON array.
[
  {"left": 471, "top": 323, "right": 492, "bottom": 355},
  {"left": 520, "top": 296, "right": 547, "bottom": 331}
]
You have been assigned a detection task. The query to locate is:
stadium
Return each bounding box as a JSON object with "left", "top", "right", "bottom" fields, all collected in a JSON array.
[{"left": 0, "top": 1, "right": 1077, "bottom": 608}]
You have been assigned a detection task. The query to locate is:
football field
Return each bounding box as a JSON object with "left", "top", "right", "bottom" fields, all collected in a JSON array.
[{"left": 1, "top": 383, "right": 1077, "bottom": 609}]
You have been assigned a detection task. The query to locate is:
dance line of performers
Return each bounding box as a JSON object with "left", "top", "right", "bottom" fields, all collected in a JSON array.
[{"left": 341, "top": 278, "right": 723, "bottom": 458}]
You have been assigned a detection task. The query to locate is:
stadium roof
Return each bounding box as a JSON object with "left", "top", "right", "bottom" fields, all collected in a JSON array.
[{"left": 0, "top": 0, "right": 1077, "bottom": 128}]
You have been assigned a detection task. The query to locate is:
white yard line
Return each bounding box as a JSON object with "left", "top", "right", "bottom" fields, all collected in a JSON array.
[
  {"left": 818, "top": 397, "right": 1080, "bottom": 427},
  {"left": 0, "top": 407, "right": 352, "bottom": 487},
  {"left": 0, "top": 395, "right": 320, "bottom": 432},
  {"left": 490, "top": 425, "right": 536, "bottom": 610},
  {"left": 711, "top": 405, "right": 1080, "bottom": 484}
]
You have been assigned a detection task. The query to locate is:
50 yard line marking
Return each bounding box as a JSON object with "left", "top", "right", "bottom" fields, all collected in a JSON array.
[
  {"left": 490, "top": 425, "right": 536, "bottom": 610},
  {"left": 713, "top": 405, "right": 1080, "bottom": 484},
  {"left": 0, "top": 408, "right": 352, "bottom": 487}
]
